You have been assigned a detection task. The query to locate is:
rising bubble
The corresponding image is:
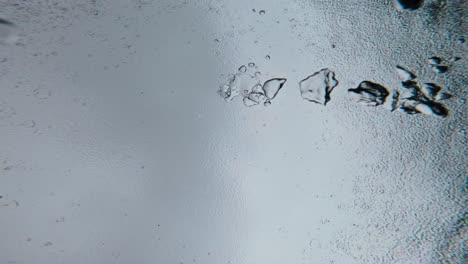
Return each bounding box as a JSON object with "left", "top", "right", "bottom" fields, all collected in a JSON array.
[{"left": 299, "top": 68, "right": 338, "bottom": 105}]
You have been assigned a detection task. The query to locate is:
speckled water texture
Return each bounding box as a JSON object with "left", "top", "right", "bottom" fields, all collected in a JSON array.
[{"left": 0, "top": 0, "right": 466, "bottom": 263}]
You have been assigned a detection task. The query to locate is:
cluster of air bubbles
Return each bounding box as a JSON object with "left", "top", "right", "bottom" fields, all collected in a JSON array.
[
  {"left": 217, "top": 63, "right": 286, "bottom": 107},
  {"left": 218, "top": 62, "right": 454, "bottom": 117},
  {"left": 348, "top": 65, "right": 453, "bottom": 117},
  {"left": 427, "top": 56, "right": 462, "bottom": 74},
  {"left": 251, "top": 9, "right": 266, "bottom": 15}
]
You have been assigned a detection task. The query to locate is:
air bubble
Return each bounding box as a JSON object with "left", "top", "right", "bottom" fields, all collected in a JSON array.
[
  {"left": 348, "top": 81, "right": 389, "bottom": 107},
  {"left": 262, "top": 78, "right": 287, "bottom": 99},
  {"left": 428, "top": 56, "right": 443, "bottom": 65},
  {"left": 217, "top": 73, "right": 260, "bottom": 102},
  {"left": 385, "top": 90, "right": 400, "bottom": 112},
  {"left": 393, "top": 0, "right": 424, "bottom": 11},
  {"left": 435, "top": 92, "right": 452, "bottom": 101},
  {"left": 217, "top": 85, "right": 231, "bottom": 99},
  {"left": 400, "top": 86, "right": 420, "bottom": 100},
  {"left": 299, "top": 68, "right": 339, "bottom": 105},
  {"left": 251, "top": 83, "right": 263, "bottom": 93},
  {"left": 431, "top": 65, "right": 448, "bottom": 73},
  {"left": 396, "top": 65, "right": 416, "bottom": 81},
  {"left": 401, "top": 80, "right": 419, "bottom": 89},
  {"left": 400, "top": 100, "right": 448, "bottom": 117},
  {"left": 243, "top": 95, "right": 260, "bottom": 107},
  {"left": 259, "top": 10, "right": 266, "bottom": 15},
  {"left": 421, "top": 83, "right": 442, "bottom": 100},
  {"left": 238, "top": 65, "right": 247, "bottom": 73},
  {"left": 265, "top": 55, "right": 271, "bottom": 60},
  {"left": 248, "top": 62, "right": 255, "bottom": 67},
  {"left": 398, "top": 80, "right": 451, "bottom": 117}
]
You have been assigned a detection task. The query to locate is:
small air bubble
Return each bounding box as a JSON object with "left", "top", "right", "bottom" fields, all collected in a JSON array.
[
  {"left": 414, "top": 101, "right": 449, "bottom": 117},
  {"left": 431, "top": 65, "right": 449, "bottom": 73},
  {"left": 435, "top": 92, "right": 452, "bottom": 101},
  {"left": 245, "top": 92, "right": 267, "bottom": 107},
  {"left": 393, "top": 0, "right": 424, "bottom": 11},
  {"left": 243, "top": 96, "right": 259, "bottom": 107},
  {"left": 401, "top": 80, "right": 419, "bottom": 89},
  {"left": 386, "top": 90, "right": 400, "bottom": 112},
  {"left": 264, "top": 99, "right": 271, "bottom": 106},
  {"left": 251, "top": 83, "right": 263, "bottom": 93},
  {"left": 421, "top": 83, "right": 442, "bottom": 100},
  {"left": 259, "top": 10, "right": 266, "bottom": 15},
  {"left": 265, "top": 55, "right": 271, "bottom": 60},
  {"left": 248, "top": 62, "right": 255, "bottom": 67},
  {"left": 238, "top": 65, "right": 247, "bottom": 73},
  {"left": 450, "top": 57, "right": 461, "bottom": 62},
  {"left": 428, "top": 56, "right": 443, "bottom": 65},
  {"left": 396, "top": 65, "right": 417, "bottom": 81},
  {"left": 43, "top": 241, "right": 53, "bottom": 247}
]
